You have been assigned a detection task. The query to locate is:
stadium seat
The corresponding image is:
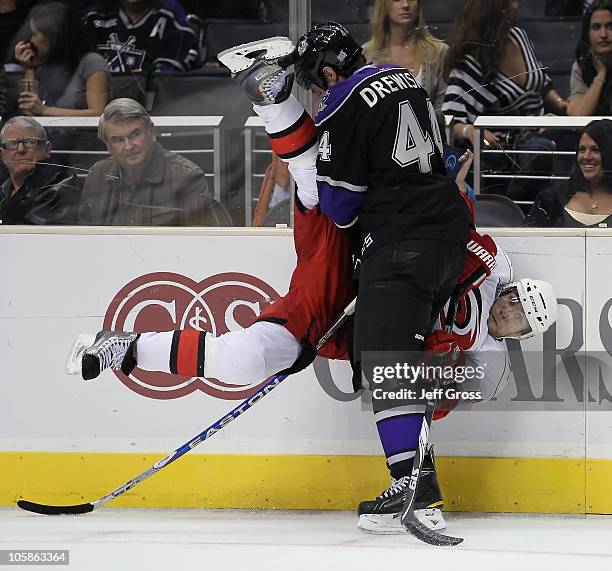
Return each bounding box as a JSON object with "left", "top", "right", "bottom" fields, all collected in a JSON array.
[
  {"left": 109, "top": 73, "right": 148, "bottom": 106},
  {"left": 205, "top": 198, "right": 234, "bottom": 227},
  {"left": 312, "top": 0, "right": 367, "bottom": 23},
  {"left": 203, "top": 19, "right": 289, "bottom": 65},
  {"left": 522, "top": 20, "right": 580, "bottom": 74},
  {"left": 262, "top": 199, "right": 290, "bottom": 227},
  {"left": 475, "top": 194, "right": 526, "bottom": 227},
  {"left": 519, "top": 0, "right": 546, "bottom": 19},
  {"left": 149, "top": 72, "right": 253, "bottom": 128}
]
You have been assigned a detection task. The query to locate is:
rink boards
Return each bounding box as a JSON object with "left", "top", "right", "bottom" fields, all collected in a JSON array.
[{"left": 2, "top": 227, "right": 612, "bottom": 514}]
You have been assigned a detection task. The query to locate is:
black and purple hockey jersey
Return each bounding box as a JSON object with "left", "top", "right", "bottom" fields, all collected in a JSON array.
[{"left": 314, "top": 64, "right": 470, "bottom": 256}]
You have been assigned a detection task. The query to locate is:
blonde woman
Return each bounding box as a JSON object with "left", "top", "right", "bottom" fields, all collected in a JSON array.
[{"left": 363, "top": 0, "right": 448, "bottom": 113}]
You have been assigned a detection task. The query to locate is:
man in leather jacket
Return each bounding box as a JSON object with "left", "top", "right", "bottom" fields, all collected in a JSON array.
[{"left": 0, "top": 116, "right": 80, "bottom": 225}]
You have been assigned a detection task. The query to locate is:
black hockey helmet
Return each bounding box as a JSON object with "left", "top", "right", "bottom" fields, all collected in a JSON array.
[{"left": 291, "top": 21, "right": 364, "bottom": 90}]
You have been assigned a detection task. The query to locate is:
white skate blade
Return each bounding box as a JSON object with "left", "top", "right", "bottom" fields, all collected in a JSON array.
[
  {"left": 65, "top": 333, "right": 95, "bottom": 375},
  {"left": 415, "top": 507, "right": 447, "bottom": 531},
  {"left": 218, "top": 37, "right": 294, "bottom": 73},
  {"left": 357, "top": 509, "right": 446, "bottom": 535},
  {"left": 357, "top": 513, "right": 405, "bottom": 535}
]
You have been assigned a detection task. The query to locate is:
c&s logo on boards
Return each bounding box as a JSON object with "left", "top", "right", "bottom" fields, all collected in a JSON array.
[{"left": 103, "top": 272, "right": 280, "bottom": 400}]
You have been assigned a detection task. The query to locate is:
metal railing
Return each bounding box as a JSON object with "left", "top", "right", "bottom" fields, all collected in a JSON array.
[
  {"left": 35, "top": 116, "right": 223, "bottom": 201},
  {"left": 244, "top": 114, "right": 456, "bottom": 227},
  {"left": 472, "top": 115, "right": 612, "bottom": 195}
]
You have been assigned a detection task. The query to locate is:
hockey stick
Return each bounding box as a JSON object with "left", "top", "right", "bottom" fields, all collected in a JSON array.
[
  {"left": 399, "top": 288, "right": 465, "bottom": 547},
  {"left": 18, "top": 298, "right": 356, "bottom": 516}
]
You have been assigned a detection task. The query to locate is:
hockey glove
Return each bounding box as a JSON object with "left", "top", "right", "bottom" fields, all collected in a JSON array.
[
  {"left": 423, "top": 330, "right": 464, "bottom": 374},
  {"left": 424, "top": 331, "right": 464, "bottom": 421},
  {"left": 457, "top": 230, "right": 497, "bottom": 298}
]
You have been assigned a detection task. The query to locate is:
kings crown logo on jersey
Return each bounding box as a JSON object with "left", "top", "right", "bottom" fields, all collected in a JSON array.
[{"left": 317, "top": 91, "right": 331, "bottom": 114}]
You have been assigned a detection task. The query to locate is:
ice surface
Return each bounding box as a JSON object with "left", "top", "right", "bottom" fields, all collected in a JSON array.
[{"left": 2, "top": 508, "right": 612, "bottom": 571}]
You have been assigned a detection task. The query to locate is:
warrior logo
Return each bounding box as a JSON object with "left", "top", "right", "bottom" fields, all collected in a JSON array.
[{"left": 104, "top": 272, "right": 280, "bottom": 400}]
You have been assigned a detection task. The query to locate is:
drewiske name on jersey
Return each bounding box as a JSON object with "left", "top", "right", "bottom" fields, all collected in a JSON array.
[{"left": 359, "top": 71, "right": 421, "bottom": 108}]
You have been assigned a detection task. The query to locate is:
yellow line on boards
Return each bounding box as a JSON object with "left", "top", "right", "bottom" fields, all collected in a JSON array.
[{"left": 1, "top": 452, "right": 593, "bottom": 513}]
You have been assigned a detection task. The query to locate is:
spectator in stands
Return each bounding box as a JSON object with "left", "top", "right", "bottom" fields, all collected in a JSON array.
[
  {"left": 567, "top": 1, "right": 612, "bottom": 117},
  {"left": 0, "top": 1, "right": 36, "bottom": 63},
  {"left": 12, "top": 2, "right": 110, "bottom": 117},
  {"left": 0, "top": 116, "right": 81, "bottom": 224},
  {"left": 524, "top": 119, "right": 612, "bottom": 227},
  {"left": 84, "top": 0, "right": 199, "bottom": 73},
  {"left": 80, "top": 98, "right": 217, "bottom": 226},
  {"left": 443, "top": 0, "right": 568, "bottom": 147},
  {"left": 363, "top": 0, "right": 448, "bottom": 117},
  {"left": 442, "top": 0, "right": 568, "bottom": 199}
]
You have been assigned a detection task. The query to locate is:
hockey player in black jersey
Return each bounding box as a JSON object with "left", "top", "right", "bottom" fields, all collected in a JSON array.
[{"left": 289, "top": 22, "right": 472, "bottom": 532}]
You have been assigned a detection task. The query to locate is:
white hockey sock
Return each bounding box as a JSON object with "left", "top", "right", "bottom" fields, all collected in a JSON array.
[
  {"left": 137, "top": 331, "right": 174, "bottom": 373},
  {"left": 254, "top": 96, "right": 319, "bottom": 209}
]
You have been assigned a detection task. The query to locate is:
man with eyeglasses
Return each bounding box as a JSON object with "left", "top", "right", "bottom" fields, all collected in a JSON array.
[
  {"left": 0, "top": 116, "right": 80, "bottom": 224},
  {"left": 79, "top": 98, "right": 219, "bottom": 226}
]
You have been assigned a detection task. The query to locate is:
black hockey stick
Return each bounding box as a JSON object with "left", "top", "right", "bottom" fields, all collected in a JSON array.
[
  {"left": 18, "top": 298, "right": 356, "bottom": 516},
  {"left": 399, "top": 286, "right": 468, "bottom": 547}
]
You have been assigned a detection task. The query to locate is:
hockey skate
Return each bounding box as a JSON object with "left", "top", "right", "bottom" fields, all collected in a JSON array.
[
  {"left": 66, "top": 331, "right": 139, "bottom": 381},
  {"left": 357, "top": 446, "right": 446, "bottom": 534},
  {"left": 217, "top": 37, "right": 296, "bottom": 105}
]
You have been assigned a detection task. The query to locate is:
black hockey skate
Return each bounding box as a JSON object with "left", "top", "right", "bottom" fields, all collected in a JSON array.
[
  {"left": 217, "top": 37, "right": 296, "bottom": 105},
  {"left": 357, "top": 446, "right": 445, "bottom": 534},
  {"left": 80, "top": 331, "right": 139, "bottom": 381}
]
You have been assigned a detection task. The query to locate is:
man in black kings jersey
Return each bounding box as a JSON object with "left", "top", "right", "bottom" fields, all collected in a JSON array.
[
  {"left": 84, "top": 0, "right": 199, "bottom": 73},
  {"left": 292, "top": 22, "right": 471, "bottom": 496}
]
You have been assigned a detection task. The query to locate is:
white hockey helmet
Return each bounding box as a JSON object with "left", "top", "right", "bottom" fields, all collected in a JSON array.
[{"left": 498, "top": 279, "right": 558, "bottom": 340}]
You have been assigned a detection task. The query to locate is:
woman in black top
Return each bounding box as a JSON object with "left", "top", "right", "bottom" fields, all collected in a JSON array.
[
  {"left": 525, "top": 119, "right": 612, "bottom": 228},
  {"left": 567, "top": 1, "right": 612, "bottom": 117}
]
